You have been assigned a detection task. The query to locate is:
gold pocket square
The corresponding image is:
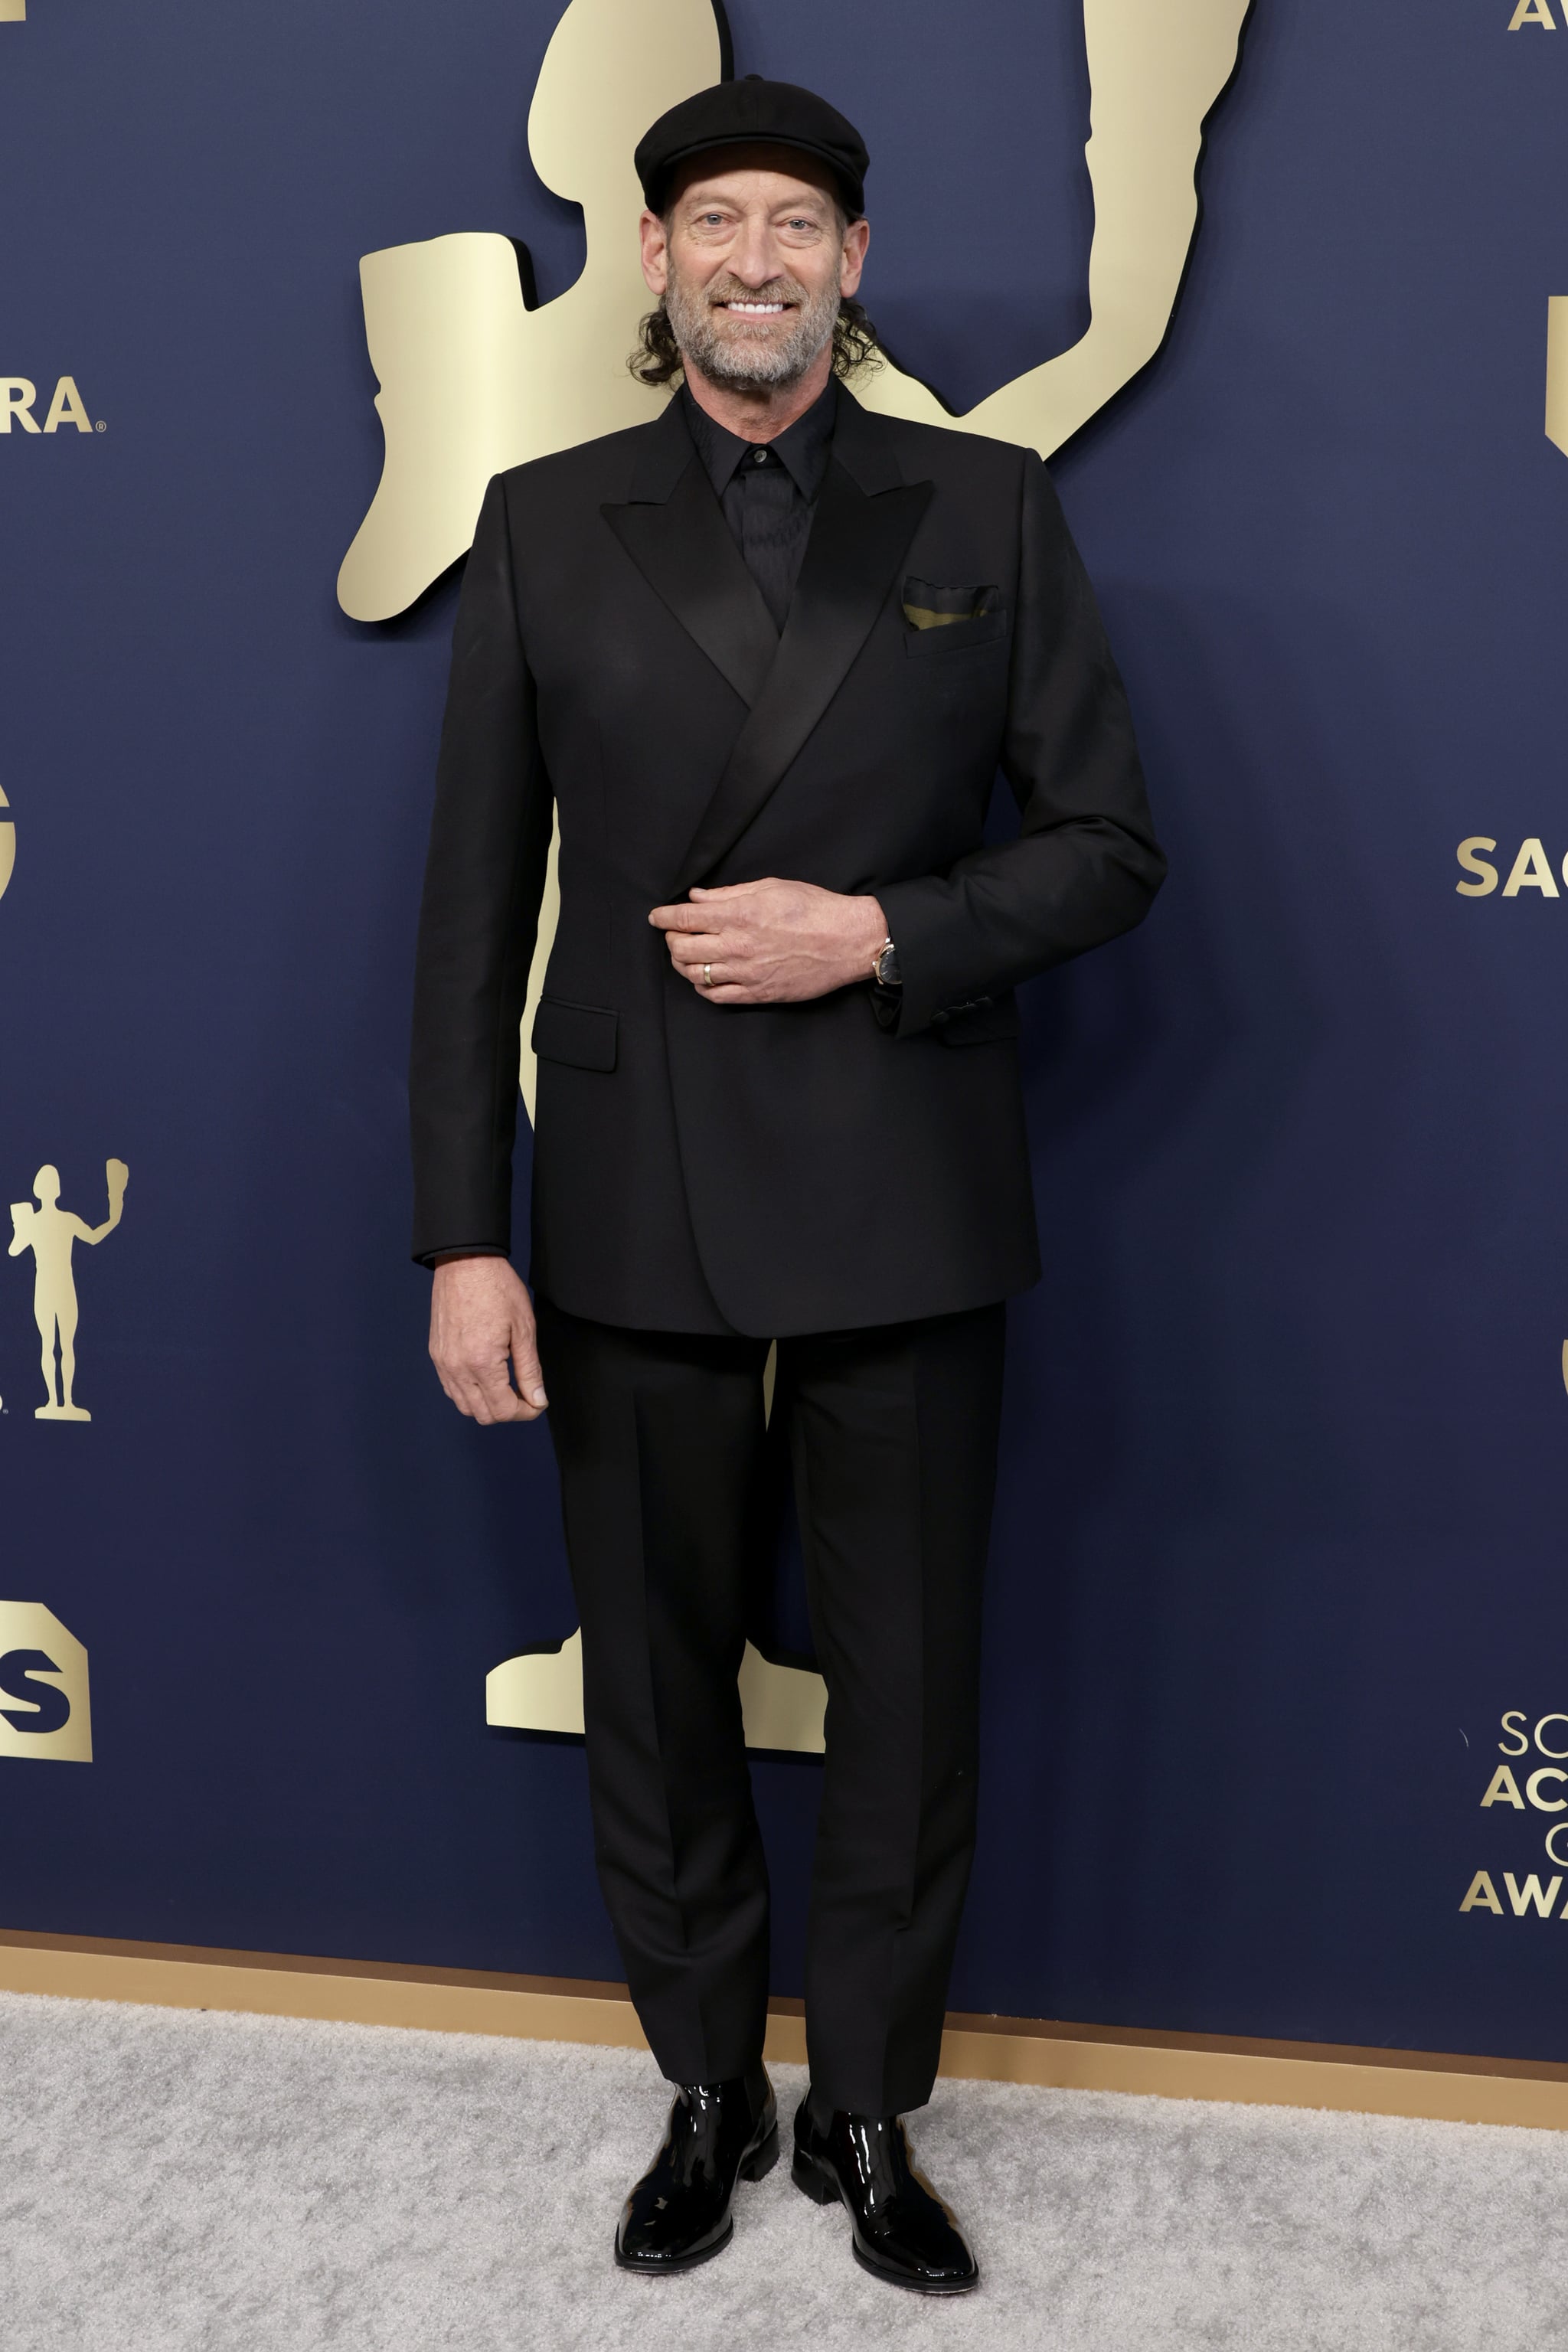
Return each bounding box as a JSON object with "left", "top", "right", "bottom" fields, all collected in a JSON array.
[{"left": 901, "top": 577, "right": 1001, "bottom": 631}]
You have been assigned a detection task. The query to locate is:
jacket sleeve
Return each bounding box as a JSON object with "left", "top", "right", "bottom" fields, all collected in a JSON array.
[
  {"left": 408, "top": 476, "right": 553, "bottom": 1264},
  {"left": 875, "top": 450, "right": 1166, "bottom": 1037}
]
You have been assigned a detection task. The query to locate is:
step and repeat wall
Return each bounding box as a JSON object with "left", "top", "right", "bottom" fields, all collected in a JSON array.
[{"left": 3, "top": 0, "right": 1567, "bottom": 2060}]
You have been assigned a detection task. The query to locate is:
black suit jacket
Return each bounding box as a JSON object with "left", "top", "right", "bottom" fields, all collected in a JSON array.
[{"left": 410, "top": 387, "right": 1164, "bottom": 1337}]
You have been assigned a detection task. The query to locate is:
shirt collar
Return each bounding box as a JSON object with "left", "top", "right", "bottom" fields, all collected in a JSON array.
[{"left": 681, "top": 376, "right": 838, "bottom": 501}]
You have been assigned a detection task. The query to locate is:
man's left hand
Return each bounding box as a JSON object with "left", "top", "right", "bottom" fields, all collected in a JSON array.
[{"left": 649, "top": 879, "right": 887, "bottom": 1004}]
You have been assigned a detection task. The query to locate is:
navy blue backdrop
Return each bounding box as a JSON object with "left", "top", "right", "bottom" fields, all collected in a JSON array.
[{"left": 3, "top": 0, "right": 1567, "bottom": 2060}]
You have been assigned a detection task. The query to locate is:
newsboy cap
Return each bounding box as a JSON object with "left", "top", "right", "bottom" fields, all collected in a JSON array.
[{"left": 635, "top": 74, "right": 869, "bottom": 218}]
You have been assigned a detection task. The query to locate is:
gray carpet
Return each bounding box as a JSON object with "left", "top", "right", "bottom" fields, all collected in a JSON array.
[{"left": 0, "top": 1991, "right": 1564, "bottom": 2351}]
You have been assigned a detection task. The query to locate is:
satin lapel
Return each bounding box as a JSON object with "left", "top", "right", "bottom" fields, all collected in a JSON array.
[
  {"left": 672, "top": 457, "right": 933, "bottom": 892},
  {"left": 602, "top": 454, "right": 779, "bottom": 713}
]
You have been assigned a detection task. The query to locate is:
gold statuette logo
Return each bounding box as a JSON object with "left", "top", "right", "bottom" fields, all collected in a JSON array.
[
  {"left": 488, "top": 1627, "right": 828, "bottom": 1753},
  {"left": 8, "top": 1159, "right": 129, "bottom": 1421},
  {"left": 0, "top": 786, "right": 13, "bottom": 904},
  {"left": 1548, "top": 299, "right": 1568, "bottom": 464},
  {"left": 338, "top": 0, "right": 1253, "bottom": 623},
  {"left": 0, "top": 1604, "right": 90, "bottom": 1763},
  {"left": 371, "top": 0, "right": 1252, "bottom": 1749}
]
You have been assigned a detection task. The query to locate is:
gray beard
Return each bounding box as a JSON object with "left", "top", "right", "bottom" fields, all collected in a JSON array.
[{"left": 664, "top": 267, "right": 839, "bottom": 394}]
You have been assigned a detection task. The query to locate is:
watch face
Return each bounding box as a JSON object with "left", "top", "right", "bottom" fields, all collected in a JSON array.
[{"left": 877, "top": 944, "right": 900, "bottom": 988}]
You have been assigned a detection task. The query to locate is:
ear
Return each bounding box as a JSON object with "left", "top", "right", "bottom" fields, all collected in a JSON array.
[
  {"left": 639, "top": 207, "right": 671, "bottom": 299},
  {"left": 839, "top": 217, "right": 870, "bottom": 302}
]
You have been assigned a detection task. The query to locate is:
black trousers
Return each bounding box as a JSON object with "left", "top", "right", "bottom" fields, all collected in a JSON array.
[{"left": 537, "top": 1295, "right": 1006, "bottom": 2118}]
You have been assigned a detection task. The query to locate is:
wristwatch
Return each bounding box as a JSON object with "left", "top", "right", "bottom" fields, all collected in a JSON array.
[{"left": 871, "top": 936, "right": 901, "bottom": 989}]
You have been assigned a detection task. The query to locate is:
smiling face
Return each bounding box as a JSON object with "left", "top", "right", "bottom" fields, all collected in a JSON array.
[{"left": 639, "top": 144, "right": 869, "bottom": 396}]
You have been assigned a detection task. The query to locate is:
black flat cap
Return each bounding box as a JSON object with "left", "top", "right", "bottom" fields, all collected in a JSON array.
[{"left": 636, "top": 74, "right": 868, "bottom": 218}]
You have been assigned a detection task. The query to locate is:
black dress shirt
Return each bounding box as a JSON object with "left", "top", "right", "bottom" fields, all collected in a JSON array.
[{"left": 680, "top": 378, "right": 838, "bottom": 632}]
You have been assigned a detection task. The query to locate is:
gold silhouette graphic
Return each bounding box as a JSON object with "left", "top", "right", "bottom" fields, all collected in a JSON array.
[
  {"left": 0, "top": 1602, "right": 91, "bottom": 1764},
  {"left": 491, "top": 1327, "right": 828, "bottom": 1750},
  {"left": 338, "top": 0, "right": 1252, "bottom": 623},
  {"left": 488, "top": 1626, "right": 828, "bottom": 1753},
  {"left": 338, "top": 0, "right": 727, "bottom": 622},
  {"left": 1549, "top": 298, "right": 1568, "bottom": 462},
  {"left": 9, "top": 1159, "right": 128, "bottom": 1421},
  {"left": 348, "top": 0, "right": 1252, "bottom": 1745},
  {"left": 0, "top": 786, "right": 13, "bottom": 903}
]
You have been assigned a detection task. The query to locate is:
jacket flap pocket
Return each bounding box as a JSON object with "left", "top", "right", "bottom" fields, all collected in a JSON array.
[
  {"left": 531, "top": 995, "right": 618, "bottom": 1073},
  {"left": 933, "top": 994, "right": 1019, "bottom": 1047}
]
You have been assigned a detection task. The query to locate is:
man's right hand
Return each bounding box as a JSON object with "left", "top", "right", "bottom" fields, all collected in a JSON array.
[{"left": 429, "top": 1255, "right": 548, "bottom": 1424}]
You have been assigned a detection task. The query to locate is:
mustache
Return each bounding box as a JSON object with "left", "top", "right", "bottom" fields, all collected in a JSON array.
[{"left": 704, "top": 275, "right": 808, "bottom": 310}]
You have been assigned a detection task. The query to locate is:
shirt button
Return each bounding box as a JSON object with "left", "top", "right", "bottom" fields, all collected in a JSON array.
[{"left": 753, "top": 449, "right": 768, "bottom": 463}]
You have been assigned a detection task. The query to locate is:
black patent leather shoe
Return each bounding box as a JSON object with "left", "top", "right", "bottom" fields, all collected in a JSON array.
[
  {"left": 614, "top": 2065, "right": 778, "bottom": 2274},
  {"left": 792, "top": 2095, "right": 978, "bottom": 2294}
]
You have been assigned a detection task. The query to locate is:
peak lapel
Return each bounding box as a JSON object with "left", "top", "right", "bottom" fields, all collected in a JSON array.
[
  {"left": 673, "top": 452, "right": 933, "bottom": 892},
  {"left": 602, "top": 409, "right": 779, "bottom": 712}
]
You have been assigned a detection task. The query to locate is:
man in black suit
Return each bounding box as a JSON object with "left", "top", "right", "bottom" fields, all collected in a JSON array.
[{"left": 411, "top": 74, "right": 1164, "bottom": 2293}]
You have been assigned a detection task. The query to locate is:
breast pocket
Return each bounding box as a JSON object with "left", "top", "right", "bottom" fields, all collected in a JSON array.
[
  {"left": 531, "top": 995, "right": 618, "bottom": 1073},
  {"left": 903, "top": 612, "right": 1008, "bottom": 658},
  {"left": 902, "top": 576, "right": 1008, "bottom": 658}
]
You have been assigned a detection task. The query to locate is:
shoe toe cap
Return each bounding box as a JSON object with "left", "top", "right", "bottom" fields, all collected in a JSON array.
[
  {"left": 615, "top": 2210, "right": 733, "bottom": 2270},
  {"left": 861, "top": 2213, "right": 978, "bottom": 2290}
]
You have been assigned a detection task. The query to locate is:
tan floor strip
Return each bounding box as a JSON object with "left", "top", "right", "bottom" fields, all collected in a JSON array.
[{"left": 1, "top": 1929, "right": 1563, "bottom": 2132}]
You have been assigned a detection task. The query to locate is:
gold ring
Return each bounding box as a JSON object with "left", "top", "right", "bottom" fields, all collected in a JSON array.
[{"left": 704, "top": 962, "right": 712, "bottom": 988}]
